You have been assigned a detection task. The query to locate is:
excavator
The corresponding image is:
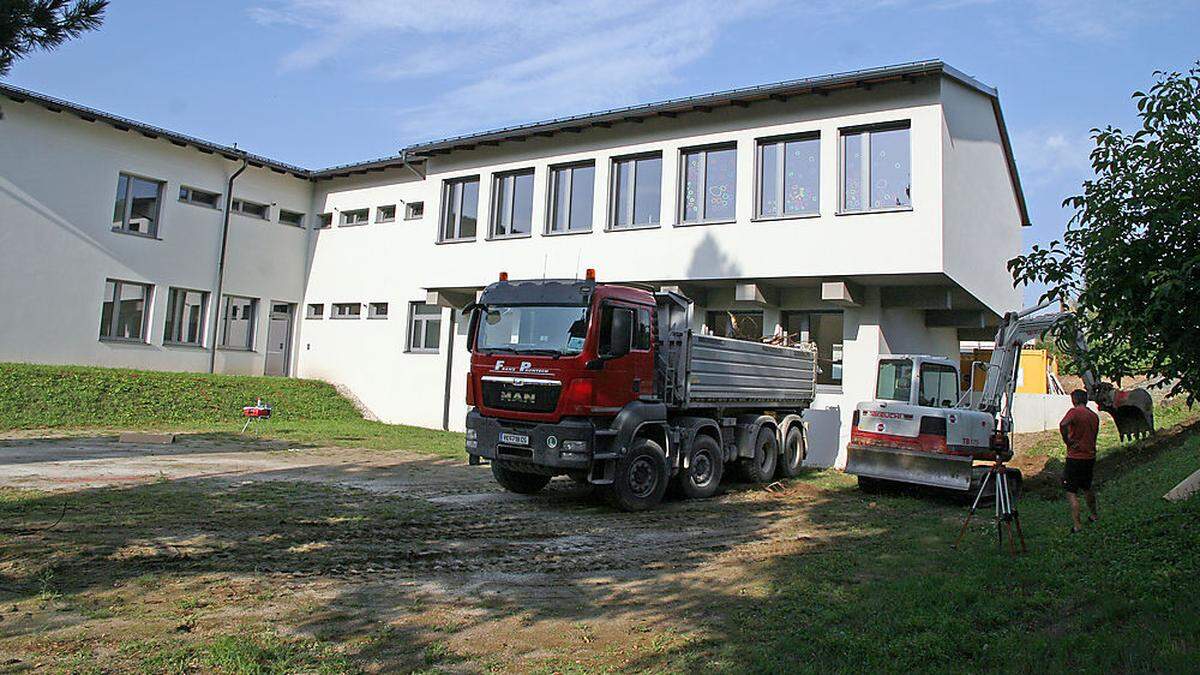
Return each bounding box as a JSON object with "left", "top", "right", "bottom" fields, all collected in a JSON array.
[{"left": 846, "top": 302, "right": 1155, "bottom": 494}]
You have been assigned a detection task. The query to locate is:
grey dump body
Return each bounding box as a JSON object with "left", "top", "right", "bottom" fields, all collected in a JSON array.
[{"left": 654, "top": 291, "right": 817, "bottom": 410}]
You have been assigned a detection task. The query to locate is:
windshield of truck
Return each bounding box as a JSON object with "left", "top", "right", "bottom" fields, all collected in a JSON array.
[
  {"left": 876, "top": 359, "right": 913, "bottom": 402},
  {"left": 476, "top": 305, "right": 589, "bottom": 355}
]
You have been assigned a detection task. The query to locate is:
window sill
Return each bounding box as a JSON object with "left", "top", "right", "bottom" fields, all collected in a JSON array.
[
  {"left": 487, "top": 233, "right": 533, "bottom": 241},
  {"left": 436, "top": 237, "right": 476, "bottom": 245},
  {"left": 751, "top": 212, "right": 821, "bottom": 223},
  {"left": 407, "top": 349, "right": 439, "bottom": 354},
  {"left": 163, "top": 341, "right": 207, "bottom": 350},
  {"left": 179, "top": 199, "right": 220, "bottom": 210},
  {"left": 217, "top": 346, "right": 255, "bottom": 352},
  {"left": 543, "top": 228, "right": 593, "bottom": 237},
  {"left": 279, "top": 222, "right": 305, "bottom": 228},
  {"left": 606, "top": 223, "right": 661, "bottom": 233},
  {"left": 835, "top": 206, "right": 913, "bottom": 217},
  {"left": 675, "top": 219, "right": 736, "bottom": 228},
  {"left": 331, "top": 316, "right": 362, "bottom": 320},
  {"left": 111, "top": 227, "right": 160, "bottom": 240},
  {"left": 339, "top": 222, "right": 369, "bottom": 228},
  {"left": 403, "top": 216, "right": 423, "bottom": 221},
  {"left": 305, "top": 316, "right": 323, "bottom": 320},
  {"left": 234, "top": 213, "right": 269, "bottom": 221},
  {"left": 99, "top": 337, "right": 150, "bottom": 346},
  {"left": 376, "top": 219, "right": 396, "bottom": 225},
  {"left": 367, "top": 316, "right": 389, "bottom": 320}
]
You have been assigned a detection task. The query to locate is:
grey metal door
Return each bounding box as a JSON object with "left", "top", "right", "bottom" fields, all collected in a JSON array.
[{"left": 264, "top": 303, "right": 292, "bottom": 376}]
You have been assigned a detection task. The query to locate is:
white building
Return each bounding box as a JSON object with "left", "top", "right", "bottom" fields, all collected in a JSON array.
[{"left": 0, "top": 61, "right": 1027, "bottom": 465}]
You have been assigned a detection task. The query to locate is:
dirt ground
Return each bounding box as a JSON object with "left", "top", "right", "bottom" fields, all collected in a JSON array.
[{"left": 0, "top": 433, "right": 858, "bottom": 672}]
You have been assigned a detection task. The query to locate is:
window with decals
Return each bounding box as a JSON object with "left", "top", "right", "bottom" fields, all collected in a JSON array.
[
  {"left": 680, "top": 144, "right": 737, "bottom": 224},
  {"left": 841, "top": 123, "right": 911, "bottom": 212}
]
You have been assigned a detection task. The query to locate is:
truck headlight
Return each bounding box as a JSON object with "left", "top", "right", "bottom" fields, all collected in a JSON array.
[
  {"left": 561, "top": 440, "right": 588, "bottom": 452},
  {"left": 465, "top": 428, "right": 477, "bottom": 440}
]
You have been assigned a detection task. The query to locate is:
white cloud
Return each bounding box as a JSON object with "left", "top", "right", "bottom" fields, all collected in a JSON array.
[{"left": 1012, "top": 128, "right": 1094, "bottom": 187}]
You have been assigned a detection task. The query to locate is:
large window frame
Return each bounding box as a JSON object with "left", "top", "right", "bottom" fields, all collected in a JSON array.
[
  {"left": 99, "top": 279, "right": 153, "bottom": 343},
  {"left": 704, "top": 310, "right": 764, "bottom": 342},
  {"left": 839, "top": 122, "right": 912, "bottom": 214},
  {"left": 163, "top": 287, "right": 209, "bottom": 347},
  {"left": 340, "top": 208, "right": 369, "bottom": 227},
  {"left": 112, "top": 173, "right": 164, "bottom": 238},
  {"left": 407, "top": 302, "right": 442, "bottom": 353},
  {"left": 755, "top": 133, "right": 820, "bottom": 220},
  {"left": 783, "top": 310, "right": 844, "bottom": 389},
  {"left": 332, "top": 302, "right": 362, "bottom": 319},
  {"left": 218, "top": 295, "right": 257, "bottom": 351},
  {"left": 178, "top": 185, "right": 221, "bottom": 210},
  {"left": 679, "top": 143, "right": 738, "bottom": 225},
  {"left": 278, "top": 209, "right": 305, "bottom": 227},
  {"left": 608, "top": 152, "right": 662, "bottom": 230},
  {"left": 546, "top": 161, "right": 595, "bottom": 235},
  {"left": 439, "top": 176, "right": 480, "bottom": 242},
  {"left": 490, "top": 168, "right": 535, "bottom": 239}
]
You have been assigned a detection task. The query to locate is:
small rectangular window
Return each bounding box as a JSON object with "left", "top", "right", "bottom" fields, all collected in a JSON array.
[
  {"left": 99, "top": 279, "right": 152, "bottom": 342},
  {"left": 877, "top": 359, "right": 914, "bottom": 402},
  {"left": 634, "top": 307, "right": 652, "bottom": 350},
  {"left": 278, "top": 209, "right": 305, "bottom": 227},
  {"left": 757, "top": 135, "right": 819, "bottom": 218},
  {"left": 340, "top": 208, "right": 369, "bottom": 226},
  {"left": 680, "top": 144, "right": 737, "bottom": 224},
  {"left": 705, "top": 310, "right": 763, "bottom": 341},
  {"left": 841, "top": 123, "right": 911, "bottom": 212},
  {"left": 113, "top": 173, "right": 164, "bottom": 237},
  {"left": 919, "top": 363, "right": 959, "bottom": 408},
  {"left": 332, "top": 302, "right": 362, "bottom": 318},
  {"left": 440, "top": 176, "right": 479, "bottom": 242},
  {"left": 317, "top": 212, "right": 333, "bottom": 229},
  {"left": 548, "top": 162, "right": 594, "bottom": 233},
  {"left": 368, "top": 302, "right": 389, "bottom": 319},
  {"left": 163, "top": 287, "right": 208, "bottom": 346},
  {"left": 219, "top": 295, "right": 257, "bottom": 349},
  {"left": 610, "top": 154, "right": 662, "bottom": 229},
  {"left": 232, "top": 199, "right": 269, "bottom": 220},
  {"left": 407, "top": 302, "right": 442, "bottom": 352},
  {"left": 784, "top": 311, "right": 843, "bottom": 386},
  {"left": 376, "top": 205, "right": 396, "bottom": 223},
  {"left": 306, "top": 303, "right": 324, "bottom": 319},
  {"left": 178, "top": 185, "right": 220, "bottom": 209},
  {"left": 490, "top": 169, "right": 535, "bottom": 238},
  {"left": 404, "top": 201, "right": 424, "bottom": 220}
]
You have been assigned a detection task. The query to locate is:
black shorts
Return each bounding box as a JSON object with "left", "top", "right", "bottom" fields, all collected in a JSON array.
[{"left": 1063, "top": 458, "right": 1095, "bottom": 493}]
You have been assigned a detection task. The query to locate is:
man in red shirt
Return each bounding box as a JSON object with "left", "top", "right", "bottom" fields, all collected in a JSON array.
[{"left": 1060, "top": 389, "right": 1100, "bottom": 533}]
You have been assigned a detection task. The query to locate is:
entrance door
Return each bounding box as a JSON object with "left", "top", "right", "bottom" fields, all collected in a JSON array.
[{"left": 264, "top": 302, "right": 293, "bottom": 376}]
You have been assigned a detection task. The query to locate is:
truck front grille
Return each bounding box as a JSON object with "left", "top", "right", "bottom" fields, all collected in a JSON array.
[{"left": 481, "top": 377, "right": 561, "bottom": 413}]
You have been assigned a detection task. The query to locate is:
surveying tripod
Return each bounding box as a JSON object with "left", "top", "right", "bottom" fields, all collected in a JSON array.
[{"left": 953, "top": 455, "right": 1027, "bottom": 555}]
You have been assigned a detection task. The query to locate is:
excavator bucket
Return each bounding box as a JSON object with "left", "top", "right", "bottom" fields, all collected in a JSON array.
[{"left": 1100, "top": 387, "right": 1155, "bottom": 441}]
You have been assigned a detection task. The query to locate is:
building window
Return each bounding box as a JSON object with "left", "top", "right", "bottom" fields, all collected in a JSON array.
[
  {"left": 784, "top": 311, "right": 844, "bottom": 387},
  {"left": 377, "top": 205, "right": 396, "bottom": 223},
  {"left": 757, "top": 135, "right": 819, "bottom": 218},
  {"left": 680, "top": 144, "right": 737, "bottom": 224},
  {"left": 368, "top": 302, "right": 389, "bottom": 319},
  {"left": 610, "top": 153, "right": 662, "bottom": 229},
  {"left": 841, "top": 123, "right": 911, "bottom": 212},
  {"left": 490, "top": 169, "right": 535, "bottom": 238},
  {"left": 705, "top": 310, "right": 763, "bottom": 341},
  {"left": 219, "top": 295, "right": 257, "bottom": 350},
  {"left": 163, "top": 288, "right": 208, "bottom": 346},
  {"left": 341, "top": 208, "right": 369, "bottom": 226},
  {"left": 179, "top": 185, "right": 220, "bottom": 209},
  {"left": 407, "top": 302, "right": 442, "bottom": 352},
  {"left": 332, "top": 302, "right": 362, "bottom": 319},
  {"left": 548, "top": 162, "right": 594, "bottom": 234},
  {"left": 439, "top": 176, "right": 479, "bottom": 242},
  {"left": 99, "top": 279, "right": 152, "bottom": 342},
  {"left": 317, "top": 212, "right": 332, "bottom": 229},
  {"left": 306, "top": 303, "right": 324, "bottom": 319},
  {"left": 404, "top": 201, "right": 424, "bottom": 220},
  {"left": 278, "top": 209, "right": 305, "bottom": 227},
  {"left": 112, "top": 173, "right": 164, "bottom": 237},
  {"left": 232, "top": 198, "right": 269, "bottom": 220}
]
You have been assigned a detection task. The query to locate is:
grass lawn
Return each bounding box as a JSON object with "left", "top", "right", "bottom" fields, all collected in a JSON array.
[{"left": 0, "top": 362, "right": 464, "bottom": 458}]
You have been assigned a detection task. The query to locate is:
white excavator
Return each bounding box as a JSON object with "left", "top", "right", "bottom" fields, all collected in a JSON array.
[{"left": 845, "top": 302, "right": 1155, "bottom": 494}]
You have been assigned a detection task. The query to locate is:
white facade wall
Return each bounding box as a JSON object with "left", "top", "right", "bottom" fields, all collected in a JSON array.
[{"left": 0, "top": 70, "right": 1025, "bottom": 464}]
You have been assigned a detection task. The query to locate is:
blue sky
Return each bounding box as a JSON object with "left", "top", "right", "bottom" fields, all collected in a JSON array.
[{"left": 5, "top": 0, "right": 1198, "bottom": 302}]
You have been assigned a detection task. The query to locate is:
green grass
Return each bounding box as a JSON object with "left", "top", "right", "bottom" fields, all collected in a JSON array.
[
  {"left": 0, "top": 362, "right": 463, "bottom": 457},
  {"left": 125, "top": 631, "right": 355, "bottom": 674}
]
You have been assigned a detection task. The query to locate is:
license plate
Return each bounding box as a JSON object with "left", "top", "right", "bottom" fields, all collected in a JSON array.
[{"left": 499, "top": 432, "right": 530, "bottom": 446}]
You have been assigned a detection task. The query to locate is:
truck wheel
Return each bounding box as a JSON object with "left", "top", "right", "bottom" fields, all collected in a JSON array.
[
  {"left": 492, "top": 462, "right": 551, "bottom": 495},
  {"left": 607, "top": 438, "right": 669, "bottom": 511},
  {"left": 739, "top": 427, "right": 778, "bottom": 484},
  {"left": 675, "top": 435, "right": 724, "bottom": 500},
  {"left": 776, "top": 426, "right": 805, "bottom": 479}
]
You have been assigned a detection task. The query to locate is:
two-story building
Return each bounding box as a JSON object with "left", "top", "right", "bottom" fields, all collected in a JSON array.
[{"left": 0, "top": 61, "right": 1027, "bottom": 465}]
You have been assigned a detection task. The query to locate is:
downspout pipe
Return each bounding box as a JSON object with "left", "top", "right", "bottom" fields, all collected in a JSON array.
[{"left": 209, "top": 155, "right": 249, "bottom": 374}]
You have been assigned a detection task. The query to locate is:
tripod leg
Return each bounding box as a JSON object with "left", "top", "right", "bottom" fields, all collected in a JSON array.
[
  {"left": 241, "top": 417, "right": 252, "bottom": 434},
  {"left": 954, "top": 467, "right": 992, "bottom": 550}
]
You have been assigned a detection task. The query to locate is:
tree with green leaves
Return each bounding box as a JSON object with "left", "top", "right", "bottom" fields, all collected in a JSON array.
[
  {"left": 0, "top": 0, "right": 107, "bottom": 77},
  {"left": 1009, "top": 63, "right": 1200, "bottom": 403}
]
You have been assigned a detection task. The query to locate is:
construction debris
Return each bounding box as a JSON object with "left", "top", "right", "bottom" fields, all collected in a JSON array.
[{"left": 1164, "top": 468, "right": 1200, "bottom": 502}]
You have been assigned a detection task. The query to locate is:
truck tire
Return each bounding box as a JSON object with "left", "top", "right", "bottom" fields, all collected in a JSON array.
[
  {"left": 675, "top": 435, "right": 724, "bottom": 500},
  {"left": 739, "top": 427, "right": 778, "bottom": 484},
  {"left": 776, "top": 426, "right": 805, "bottom": 479},
  {"left": 492, "top": 462, "right": 551, "bottom": 495},
  {"left": 607, "top": 438, "right": 669, "bottom": 511}
]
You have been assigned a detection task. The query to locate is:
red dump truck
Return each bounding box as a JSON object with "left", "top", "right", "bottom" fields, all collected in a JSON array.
[{"left": 464, "top": 273, "right": 817, "bottom": 510}]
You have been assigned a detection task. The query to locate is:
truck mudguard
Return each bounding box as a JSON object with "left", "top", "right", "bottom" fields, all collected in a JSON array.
[
  {"left": 672, "top": 416, "right": 723, "bottom": 469},
  {"left": 608, "top": 400, "right": 669, "bottom": 458},
  {"left": 735, "top": 414, "right": 778, "bottom": 459}
]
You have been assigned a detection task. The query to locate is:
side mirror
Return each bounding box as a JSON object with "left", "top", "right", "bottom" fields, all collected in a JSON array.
[
  {"left": 464, "top": 303, "right": 482, "bottom": 348},
  {"left": 607, "top": 308, "right": 633, "bottom": 359}
]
